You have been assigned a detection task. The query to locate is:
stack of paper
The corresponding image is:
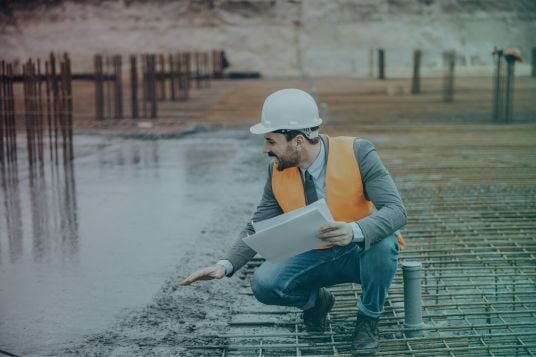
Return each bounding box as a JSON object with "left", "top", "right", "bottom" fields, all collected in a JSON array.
[{"left": 243, "top": 199, "right": 334, "bottom": 262}]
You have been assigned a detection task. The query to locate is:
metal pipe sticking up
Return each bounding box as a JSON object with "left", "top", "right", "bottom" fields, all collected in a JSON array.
[
  {"left": 378, "top": 48, "right": 385, "bottom": 80},
  {"left": 411, "top": 49, "right": 421, "bottom": 95},
  {"left": 443, "top": 51, "right": 455, "bottom": 103},
  {"left": 402, "top": 261, "right": 424, "bottom": 338},
  {"left": 503, "top": 48, "right": 522, "bottom": 124},
  {"left": 492, "top": 48, "right": 522, "bottom": 123}
]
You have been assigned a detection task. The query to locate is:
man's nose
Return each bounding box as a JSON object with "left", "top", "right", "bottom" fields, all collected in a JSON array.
[{"left": 262, "top": 143, "right": 270, "bottom": 153}]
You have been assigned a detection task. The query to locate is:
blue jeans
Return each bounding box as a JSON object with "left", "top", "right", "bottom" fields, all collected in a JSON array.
[{"left": 251, "top": 234, "right": 399, "bottom": 318}]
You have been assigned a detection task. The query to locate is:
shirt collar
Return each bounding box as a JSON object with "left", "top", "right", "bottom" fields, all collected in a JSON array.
[{"left": 300, "top": 140, "right": 325, "bottom": 180}]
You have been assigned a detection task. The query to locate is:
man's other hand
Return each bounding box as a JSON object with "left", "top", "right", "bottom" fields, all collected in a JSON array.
[
  {"left": 180, "top": 264, "right": 226, "bottom": 286},
  {"left": 317, "top": 222, "right": 353, "bottom": 246}
]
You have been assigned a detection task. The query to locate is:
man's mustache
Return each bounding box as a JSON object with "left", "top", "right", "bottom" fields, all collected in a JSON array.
[{"left": 268, "top": 152, "right": 277, "bottom": 158}]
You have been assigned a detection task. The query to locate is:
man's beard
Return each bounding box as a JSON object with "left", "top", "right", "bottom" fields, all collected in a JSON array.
[{"left": 268, "top": 151, "right": 300, "bottom": 171}]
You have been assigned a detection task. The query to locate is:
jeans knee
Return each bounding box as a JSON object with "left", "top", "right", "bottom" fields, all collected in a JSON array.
[
  {"left": 251, "top": 266, "right": 282, "bottom": 305},
  {"left": 363, "top": 235, "right": 399, "bottom": 279}
]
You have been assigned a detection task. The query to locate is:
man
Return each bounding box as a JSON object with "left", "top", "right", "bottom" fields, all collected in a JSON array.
[{"left": 181, "top": 88, "right": 407, "bottom": 354}]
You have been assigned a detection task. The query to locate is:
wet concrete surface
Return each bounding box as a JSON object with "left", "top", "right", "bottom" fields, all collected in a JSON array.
[{"left": 0, "top": 129, "right": 267, "bottom": 356}]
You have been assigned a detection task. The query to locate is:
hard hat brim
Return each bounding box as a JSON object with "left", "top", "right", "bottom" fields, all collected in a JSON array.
[{"left": 249, "top": 117, "right": 323, "bottom": 135}]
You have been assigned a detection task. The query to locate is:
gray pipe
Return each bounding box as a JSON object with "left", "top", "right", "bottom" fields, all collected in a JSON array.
[{"left": 402, "top": 261, "right": 424, "bottom": 337}]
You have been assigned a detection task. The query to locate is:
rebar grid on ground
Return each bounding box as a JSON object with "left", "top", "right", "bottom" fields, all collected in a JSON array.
[{"left": 184, "top": 184, "right": 536, "bottom": 356}]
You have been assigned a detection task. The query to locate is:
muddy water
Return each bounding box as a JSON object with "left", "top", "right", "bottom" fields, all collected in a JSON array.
[{"left": 0, "top": 131, "right": 263, "bottom": 356}]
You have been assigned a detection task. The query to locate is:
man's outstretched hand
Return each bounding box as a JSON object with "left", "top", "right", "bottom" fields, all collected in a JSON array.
[
  {"left": 180, "top": 264, "right": 226, "bottom": 286},
  {"left": 317, "top": 221, "right": 354, "bottom": 246}
]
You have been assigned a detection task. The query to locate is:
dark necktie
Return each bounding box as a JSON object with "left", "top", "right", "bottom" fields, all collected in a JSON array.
[{"left": 303, "top": 170, "right": 318, "bottom": 204}]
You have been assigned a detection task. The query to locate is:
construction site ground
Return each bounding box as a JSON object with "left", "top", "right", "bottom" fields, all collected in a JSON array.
[{"left": 2, "top": 76, "right": 536, "bottom": 356}]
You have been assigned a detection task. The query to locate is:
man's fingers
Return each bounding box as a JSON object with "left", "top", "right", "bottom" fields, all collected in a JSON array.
[
  {"left": 318, "top": 229, "right": 344, "bottom": 240},
  {"left": 180, "top": 266, "right": 225, "bottom": 286},
  {"left": 319, "top": 226, "right": 337, "bottom": 233},
  {"left": 319, "top": 223, "right": 343, "bottom": 233},
  {"left": 180, "top": 269, "right": 209, "bottom": 286},
  {"left": 180, "top": 272, "right": 201, "bottom": 286},
  {"left": 179, "top": 276, "right": 193, "bottom": 286}
]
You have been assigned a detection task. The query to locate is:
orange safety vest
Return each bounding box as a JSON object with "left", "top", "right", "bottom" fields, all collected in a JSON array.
[{"left": 271, "top": 135, "right": 405, "bottom": 250}]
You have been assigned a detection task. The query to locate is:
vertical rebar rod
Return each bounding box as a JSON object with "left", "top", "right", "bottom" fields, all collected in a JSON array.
[
  {"left": 195, "top": 52, "right": 201, "bottom": 89},
  {"left": 159, "top": 53, "right": 166, "bottom": 100},
  {"left": 504, "top": 59, "right": 515, "bottom": 124},
  {"left": 411, "top": 50, "right": 421, "bottom": 95},
  {"left": 23, "top": 61, "right": 34, "bottom": 168},
  {"left": 94, "top": 54, "right": 104, "bottom": 121},
  {"left": 176, "top": 53, "right": 183, "bottom": 95},
  {"left": 492, "top": 48, "right": 503, "bottom": 122},
  {"left": 0, "top": 61, "right": 4, "bottom": 169},
  {"left": 378, "top": 49, "right": 385, "bottom": 80},
  {"left": 184, "top": 53, "right": 191, "bottom": 100},
  {"left": 51, "top": 53, "right": 60, "bottom": 164},
  {"left": 3, "top": 61, "right": 9, "bottom": 167},
  {"left": 105, "top": 56, "right": 113, "bottom": 121},
  {"left": 60, "top": 60, "right": 68, "bottom": 164},
  {"left": 130, "top": 55, "right": 138, "bottom": 119},
  {"left": 204, "top": 52, "right": 210, "bottom": 88},
  {"left": 532, "top": 47, "right": 536, "bottom": 78},
  {"left": 45, "top": 61, "right": 53, "bottom": 162},
  {"left": 169, "top": 54, "right": 176, "bottom": 101},
  {"left": 369, "top": 48, "right": 374, "bottom": 78},
  {"left": 31, "top": 59, "right": 39, "bottom": 168},
  {"left": 142, "top": 54, "right": 147, "bottom": 118},
  {"left": 403, "top": 261, "right": 424, "bottom": 338},
  {"left": 149, "top": 54, "right": 157, "bottom": 119},
  {"left": 7, "top": 63, "right": 17, "bottom": 166},
  {"left": 212, "top": 50, "right": 219, "bottom": 79},
  {"left": 64, "top": 53, "right": 74, "bottom": 162},
  {"left": 36, "top": 59, "right": 44, "bottom": 168},
  {"left": 443, "top": 51, "right": 455, "bottom": 103},
  {"left": 113, "top": 55, "right": 123, "bottom": 120}
]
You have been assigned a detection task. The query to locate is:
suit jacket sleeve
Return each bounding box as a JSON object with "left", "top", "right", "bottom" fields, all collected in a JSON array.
[
  {"left": 355, "top": 139, "right": 407, "bottom": 250},
  {"left": 222, "top": 162, "right": 283, "bottom": 275}
]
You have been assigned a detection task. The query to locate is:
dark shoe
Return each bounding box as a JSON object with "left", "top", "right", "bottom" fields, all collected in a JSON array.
[
  {"left": 351, "top": 313, "right": 380, "bottom": 354},
  {"left": 302, "top": 288, "right": 335, "bottom": 332}
]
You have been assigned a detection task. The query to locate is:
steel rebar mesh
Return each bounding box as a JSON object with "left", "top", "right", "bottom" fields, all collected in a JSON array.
[
  {"left": 192, "top": 185, "right": 534, "bottom": 357},
  {"left": 177, "top": 78, "right": 536, "bottom": 356},
  {"left": 185, "top": 161, "right": 535, "bottom": 356}
]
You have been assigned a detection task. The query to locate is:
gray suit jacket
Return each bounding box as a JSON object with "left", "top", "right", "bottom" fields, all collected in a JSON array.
[{"left": 223, "top": 136, "right": 407, "bottom": 275}]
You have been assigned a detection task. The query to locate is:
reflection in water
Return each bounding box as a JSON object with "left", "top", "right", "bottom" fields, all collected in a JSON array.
[
  {"left": 1, "top": 135, "right": 242, "bottom": 355},
  {"left": 39, "top": 160, "right": 80, "bottom": 260},
  {"left": 97, "top": 139, "right": 160, "bottom": 179},
  {"left": 1, "top": 162, "right": 23, "bottom": 263},
  {"left": 29, "top": 161, "right": 48, "bottom": 261},
  {"left": 0, "top": 148, "right": 79, "bottom": 263},
  {"left": 57, "top": 161, "right": 79, "bottom": 258}
]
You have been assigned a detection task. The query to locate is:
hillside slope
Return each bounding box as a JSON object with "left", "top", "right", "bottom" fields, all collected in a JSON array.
[{"left": 1, "top": 0, "right": 535, "bottom": 76}]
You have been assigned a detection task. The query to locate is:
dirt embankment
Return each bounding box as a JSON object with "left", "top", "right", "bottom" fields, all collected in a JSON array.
[{"left": 1, "top": 0, "right": 535, "bottom": 76}]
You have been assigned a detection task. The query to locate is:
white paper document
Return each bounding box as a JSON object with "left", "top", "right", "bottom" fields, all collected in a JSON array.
[{"left": 243, "top": 199, "right": 334, "bottom": 262}]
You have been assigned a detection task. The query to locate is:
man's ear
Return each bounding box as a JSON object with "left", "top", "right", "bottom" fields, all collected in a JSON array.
[{"left": 295, "top": 134, "right": 305, "bottom": 147}]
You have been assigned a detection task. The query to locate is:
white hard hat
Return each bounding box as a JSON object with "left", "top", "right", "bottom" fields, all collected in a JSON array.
[{"left": 250, "top": 88, "right": 323, "bottom": 135}]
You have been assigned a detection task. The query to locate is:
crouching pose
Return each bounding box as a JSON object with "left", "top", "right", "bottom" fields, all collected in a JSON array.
[{"left": 181, "top": 88, "right": 407, "bottom": 354}]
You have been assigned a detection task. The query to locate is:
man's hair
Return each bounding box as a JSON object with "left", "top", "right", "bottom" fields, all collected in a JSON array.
[{"left": 273, "top": 126, "right": 320, "bottom": 145}]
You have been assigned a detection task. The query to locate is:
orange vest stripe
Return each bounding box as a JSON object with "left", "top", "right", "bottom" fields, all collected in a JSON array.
[{"left": 271, "top": 135, "right": 405, "bottom": 250}]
